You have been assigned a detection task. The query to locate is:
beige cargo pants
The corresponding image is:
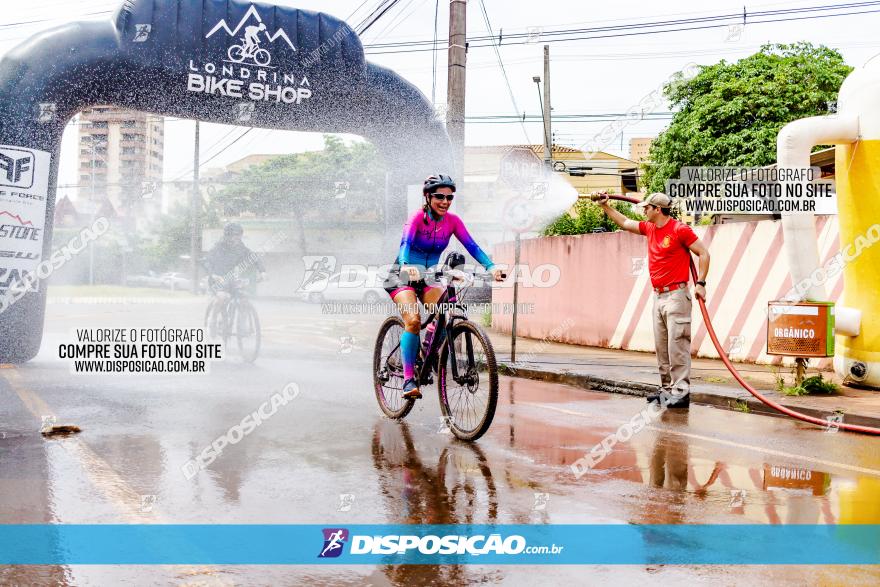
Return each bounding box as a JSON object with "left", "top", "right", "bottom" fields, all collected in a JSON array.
[{"left": 652, "top": 287, "right": 692, "bottom": 395}]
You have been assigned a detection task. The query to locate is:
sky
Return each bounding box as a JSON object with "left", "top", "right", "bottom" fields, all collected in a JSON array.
[{"left": 1, "top": 0, "right": 879, "bottom": 193}]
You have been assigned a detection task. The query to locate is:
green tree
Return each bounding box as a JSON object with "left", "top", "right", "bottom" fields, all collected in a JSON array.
[
  {"left": 543, "top": 199, "right": 640, "bottom": 236},
  {"left": 210, "top": 135, "right": 385, "bottom": 254},
  {"left": 642, "top": 42, "right": 852, "bottom": 193},
  {"left": 143, "top": 201, "right": 219, "bottom": 270},
  {"left": 212, "top": 135, "right": 384, "bottom": 219},
  {"left": 140, "top": 136, "right": 384, "bottom": 271}
]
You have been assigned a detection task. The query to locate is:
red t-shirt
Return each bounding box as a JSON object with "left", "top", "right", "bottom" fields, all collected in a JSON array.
[{"left": 638, "top": 219, "right": 698, "bottom": 288}]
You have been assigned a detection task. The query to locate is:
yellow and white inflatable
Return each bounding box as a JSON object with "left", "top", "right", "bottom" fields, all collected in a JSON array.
[{"left": 778, "top": 55, "right": 880, "bottom": 387}]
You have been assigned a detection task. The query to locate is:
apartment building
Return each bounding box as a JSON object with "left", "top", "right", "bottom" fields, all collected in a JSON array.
[
  {"left": 78, "top": 106, "right": 164, "bottom": 212},
  {"left": 629, "top": 137, "right": 653, "bottom": 164}
]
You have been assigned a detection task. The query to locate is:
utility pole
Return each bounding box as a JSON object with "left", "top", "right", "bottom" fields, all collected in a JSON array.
[
  {"left": 510, "top": 232, "right": 520, "bottom": 363},
  {"left": 88, "top": 137, "right": 106, "bottom": 286},
  {"left": 190, "top": 121, "right": 200, "bottom": 294},
  {"left": 89, "top": 142, "right": 96, "bottom": 286},
  {"left": 447, "top": 0, "right": 467, "bottom": 176},
  {"left": 542, "top": 44, "right": 551, "bottom": 169}
]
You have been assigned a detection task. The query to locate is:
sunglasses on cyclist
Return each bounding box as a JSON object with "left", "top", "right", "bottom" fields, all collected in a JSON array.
[{"left": 430, "top": 193, "right": 455, "bottom": 202}]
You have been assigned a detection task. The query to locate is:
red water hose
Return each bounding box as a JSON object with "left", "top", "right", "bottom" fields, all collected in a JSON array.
[{"left": 597, "top": 193, "right": 880, "bottom": 435}]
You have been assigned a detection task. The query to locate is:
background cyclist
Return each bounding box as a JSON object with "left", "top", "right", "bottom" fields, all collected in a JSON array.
[
  {"left": 205, "top": 222, "right": 266, "bottom": 295},
  {"left": 384, "top": 174, "right": 504, "bottom": 400}
]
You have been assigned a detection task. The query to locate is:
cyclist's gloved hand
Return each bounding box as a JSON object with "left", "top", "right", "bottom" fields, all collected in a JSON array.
[{"left": 402, "top": 266, "right": 421, "bottom": 283}]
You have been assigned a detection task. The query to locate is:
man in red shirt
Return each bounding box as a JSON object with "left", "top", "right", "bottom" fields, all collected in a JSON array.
[{"left": 598, "top": 192, "right": 711, "bottom": 408}]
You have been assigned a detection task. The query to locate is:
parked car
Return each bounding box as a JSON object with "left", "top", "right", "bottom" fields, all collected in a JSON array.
[
  {"left": 160, "top": 272, "right": 193, "bottom": 291},
  {"left": 124, "top": 271, "right": 165, "bottom": 288},
  {"left": 296, "top": 268, "right": 386, "bottom": 304}
]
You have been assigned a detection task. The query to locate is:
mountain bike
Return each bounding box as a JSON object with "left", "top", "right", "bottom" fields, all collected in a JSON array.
[
  {"left": 373, "top": 266, "right": 500, "bottom": 441},
  {"left": 204, "top": 276, "right": 261, "bottom": 363}
]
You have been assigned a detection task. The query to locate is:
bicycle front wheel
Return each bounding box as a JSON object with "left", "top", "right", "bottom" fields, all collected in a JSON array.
[
  {"left": 234, "top": 300, "right": 261, "bottom": 363},
  {"left": 373, "top": 315, "right": 414, "bottom": 419},
  {"left": 253, "top": 48, "right": 271, "bottom": 66},
  {"left": 437, "top": 320, "right": 498, "bottom": 441}
]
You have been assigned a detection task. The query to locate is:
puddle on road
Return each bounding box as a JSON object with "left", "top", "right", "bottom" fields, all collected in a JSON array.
[
  {"left": 4, "top": 372, "right": 880, "bottom": 586},
  {"left": 486, "top": 377, "right": 880, "bottom": 525}
]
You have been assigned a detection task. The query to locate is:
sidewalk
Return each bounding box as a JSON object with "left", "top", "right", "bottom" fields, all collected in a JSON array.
[{"left": 487, "top": 330, "right": 880, "bottom": 429}]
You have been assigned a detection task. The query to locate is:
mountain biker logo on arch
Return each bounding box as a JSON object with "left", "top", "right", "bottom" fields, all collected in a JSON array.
[
  {"left": 206, "top": 5, "right": 297, "bottom": 68},
  {"left": 188, "top": 5, "right": 312, "bottom": 104}
]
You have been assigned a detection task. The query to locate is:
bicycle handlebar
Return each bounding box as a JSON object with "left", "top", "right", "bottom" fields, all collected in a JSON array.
[{"left": 401, "top": 266, "right": 507, "bottom": 283}]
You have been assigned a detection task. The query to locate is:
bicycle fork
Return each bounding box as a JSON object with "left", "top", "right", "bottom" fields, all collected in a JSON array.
[{"left": 448, "top": 324, "right": 477, "bottom": 388}]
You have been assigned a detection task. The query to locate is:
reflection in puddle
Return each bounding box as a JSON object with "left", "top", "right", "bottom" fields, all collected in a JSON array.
[
  {"left": 491, "top": 378, "right": 880, "bottom": 525},
  {"left": 369, "top": 420, "right": 502, "bottom": 586},
  {"left": 371, "top": 419, "right": 498, "bottom": 525},
  {"left": 0, "top": 427, "right": 70, "bottom": 585},
  {"left": 644, "top": 412, "right": 855, "bottom": 525}
]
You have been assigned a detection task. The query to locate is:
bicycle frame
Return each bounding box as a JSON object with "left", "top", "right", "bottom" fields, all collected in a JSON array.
[
  {"left": 240, "top": 40, "right": 259, "bottom": 58},
  {"left": 388, "top": 280, "right": 476, "bottom": 387},
  {"left": 210, "top": 278, "right": 250, "bottom": 334}
]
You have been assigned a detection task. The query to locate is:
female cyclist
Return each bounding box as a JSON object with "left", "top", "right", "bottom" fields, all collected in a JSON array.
[{"left": 384, "top": 174, "right": 504, "bottom": 400}]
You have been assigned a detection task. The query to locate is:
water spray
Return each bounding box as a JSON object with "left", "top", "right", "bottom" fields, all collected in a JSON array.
[{"left": 593, "top": 193, "right": 880, "bottom": 436}]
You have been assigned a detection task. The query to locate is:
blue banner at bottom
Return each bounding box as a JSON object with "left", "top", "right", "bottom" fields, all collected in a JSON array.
[{"left": 1, "top": 524, "right": 878, "bottom": 565}]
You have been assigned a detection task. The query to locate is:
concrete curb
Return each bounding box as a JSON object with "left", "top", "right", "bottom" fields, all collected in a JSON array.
[{"left": 498, "top": 363, "right": 880, "bottom": 430}]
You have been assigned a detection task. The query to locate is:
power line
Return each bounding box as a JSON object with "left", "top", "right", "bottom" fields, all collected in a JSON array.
[
  {"left": 165, "top": 125, "right": 242, "bottom": 180},
  {"left": 0, "top": 7, "right": 114, "bottom": 29},
  {"left": 196, "top": 128, "right": 254, "bottom": 169},
  {"left": 170, "top": 127, "right": 255, "bottom": 182},
  {"left": 431, "top": 0, "right": 439, "bottom": 105},
  {"left": 477, "top": 0, "right": 531, "bottom": 144},
  {"left": 368, "top": 0, "right": 426, "bottom": 43},
  {"left": 468, "top": 119, "right": 672, "bottom": 124},
  {"left": 469, "top": 112, "right": 674, "bottom": 118},
  {"left": 1, "top": 1, "right": 870, "bottom": 57},
  {"left": 365, "top": 1, "right": 880, "bottom": 48},
  {"left": 358, "top": 0, "right": 820, "bottom": 44},
  {"left": 238, "top": 127, "right": 275, "bottom": 153},
  {"left": 346, "top": 0, "right": 375, "bottom": 21},
  {"left": 363, "top": 1, "right": 880, "bottom": 53},
  {"left": 384, "top": 37, "right": 880, "bottom": 76},
  {"left": 465, "top": 114, "right": 674, "bottom": 123},
  {"left": 353, "top": 0, "right": 393, "bottom": 33},
  {"left": 357, "top": 0, "right": 403, "bottom": 35}
]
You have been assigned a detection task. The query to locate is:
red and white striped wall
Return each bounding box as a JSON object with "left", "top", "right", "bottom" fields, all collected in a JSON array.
[{"left": 492, "top": 217, "right": 841, "bottom": 366}]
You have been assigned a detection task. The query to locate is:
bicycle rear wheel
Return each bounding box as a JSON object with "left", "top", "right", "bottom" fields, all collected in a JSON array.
[
  {"left": 227, "top": 44, "right": 245, "bottom": 62},
  {"left": 437, "top": 320, "right": 498, "bottom": 441},
  {"left": 373, "top": 316, "right": 415, "bottom": 419},
  {"left": 234, "top": 300, "right": 261, "bottom": 363},
  {"left": 204, "top": 299, "right": 218, "bottom": 339}
]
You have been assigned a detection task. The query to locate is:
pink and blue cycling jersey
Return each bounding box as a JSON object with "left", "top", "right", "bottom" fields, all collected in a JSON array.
[
  {"left": 392, "top": 208, "right": 494, "bottom": 383},
  {"left": 396, "top": 209, "right": 495, "bottom": 270}
]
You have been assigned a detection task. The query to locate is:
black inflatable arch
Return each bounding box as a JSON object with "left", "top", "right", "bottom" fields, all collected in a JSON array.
[{"left": 0, "top": 0, "right": 452, "bottom": 362}]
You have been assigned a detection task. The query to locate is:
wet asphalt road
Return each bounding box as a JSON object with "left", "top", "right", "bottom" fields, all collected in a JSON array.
[{"left": 2, "top": 297, "right": 880, "bottom": 585}]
